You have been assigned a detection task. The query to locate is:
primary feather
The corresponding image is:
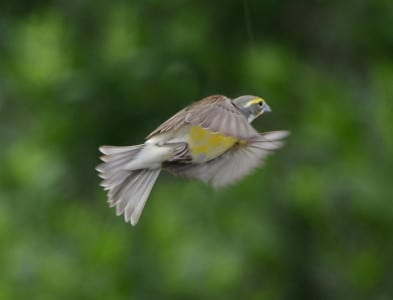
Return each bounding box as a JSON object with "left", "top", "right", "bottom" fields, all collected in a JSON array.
[
  {"left": 97, "top": 95, "right": 289, "bottom": 225},
  {"left": 164, "top": 131, "right": 289, "bottom": 187}
]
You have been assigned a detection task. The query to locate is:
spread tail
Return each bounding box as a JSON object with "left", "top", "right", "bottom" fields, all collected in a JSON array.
[{"left": 96, "top": 145, "right": 161, "bottom": 225}]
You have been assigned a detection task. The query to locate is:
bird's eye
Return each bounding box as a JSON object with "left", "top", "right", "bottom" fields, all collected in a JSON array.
[{"left": 258, "top": 101, "right": 263, "bottom": 107}]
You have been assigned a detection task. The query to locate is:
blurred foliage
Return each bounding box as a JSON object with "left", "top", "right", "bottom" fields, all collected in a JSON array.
[{"left": 0, "top": 0, "right": 392, "bottom": 299}]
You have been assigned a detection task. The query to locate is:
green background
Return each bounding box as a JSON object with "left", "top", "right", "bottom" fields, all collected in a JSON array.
[{"left": 1, "top": 1, "right": 392, "bottom": 299}]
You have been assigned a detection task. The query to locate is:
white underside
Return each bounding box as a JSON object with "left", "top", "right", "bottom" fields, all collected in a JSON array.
[{"left": 123, "top": 127, "right": 190, "bottom": 170}]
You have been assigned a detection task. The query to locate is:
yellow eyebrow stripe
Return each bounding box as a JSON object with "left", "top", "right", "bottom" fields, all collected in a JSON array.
[{"left": 245, "top": 97, "right": 264, "bottom": 107}]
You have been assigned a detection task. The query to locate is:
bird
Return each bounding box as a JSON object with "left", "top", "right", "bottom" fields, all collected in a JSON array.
[{"left": 96, "top": 95, "right": 289, "bottom": 225}]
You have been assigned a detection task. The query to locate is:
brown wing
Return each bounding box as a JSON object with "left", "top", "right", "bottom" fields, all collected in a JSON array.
[
  {"left": 164, "top": 131, "right": 290, "bottom": 187},
  {"left": 146, "top": 95, "right": 259, "bottom": 140}
]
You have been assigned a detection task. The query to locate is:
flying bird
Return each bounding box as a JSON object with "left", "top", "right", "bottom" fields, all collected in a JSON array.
[{"left": 97, "top": 95, "right": 289, "bottom": 225}]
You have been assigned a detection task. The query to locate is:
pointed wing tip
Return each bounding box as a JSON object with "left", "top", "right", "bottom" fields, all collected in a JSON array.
[
  {"left": 261, "top": 130, "right": 290, "bottom": 140},
  {"left": 281, "top": 130, "right": 291, "bottom": 138}
]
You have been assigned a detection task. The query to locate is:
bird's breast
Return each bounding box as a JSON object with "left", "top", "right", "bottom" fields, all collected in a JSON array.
[{"left": 188, "top": 126, "right": 238, "bottom": 163}]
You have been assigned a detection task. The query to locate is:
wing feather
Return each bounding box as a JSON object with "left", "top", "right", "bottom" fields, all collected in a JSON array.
[
  {"left": 165, "top": 131, "right": 289, "bottom": 187},
  {"left": 146, "top": 95, "right": 258, "bottom": 140}
]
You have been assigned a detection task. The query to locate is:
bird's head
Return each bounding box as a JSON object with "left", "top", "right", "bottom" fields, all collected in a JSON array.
[{"left": 232, "top": 95, "right": 272, "bottom": 123}]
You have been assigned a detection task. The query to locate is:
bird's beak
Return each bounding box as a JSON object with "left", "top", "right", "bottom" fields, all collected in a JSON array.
[{"left": 263, "top": 103, "right": 272, "bottom": 113}]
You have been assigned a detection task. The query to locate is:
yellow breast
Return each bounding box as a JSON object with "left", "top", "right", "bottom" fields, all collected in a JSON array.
[{"left": 188, "top": 126, "right": 238, "bottom": 162}]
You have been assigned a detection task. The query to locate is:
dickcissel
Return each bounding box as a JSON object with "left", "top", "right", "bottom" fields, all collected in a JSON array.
[{"left": 97, "top": 95, "right": 289, "bottom": 225}]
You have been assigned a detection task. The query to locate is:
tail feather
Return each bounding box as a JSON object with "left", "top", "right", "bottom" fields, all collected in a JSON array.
[
  {"left": 96, "top": 145, "right": 161, "bottom": 225},
  {"left": 97, "top": 145, "right": 143, "bottom": 177},
  {"left": 117, "top": 169, "right": 160, "bottom": 224},
  {"left": 100, "top": 170, "right": 129, "bottom": 190},
  {"left": 99, "top": 145, "right": 141, "bottom": 155}
]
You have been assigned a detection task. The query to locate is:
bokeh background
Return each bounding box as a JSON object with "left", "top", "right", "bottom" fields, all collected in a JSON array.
[{"left": 1, "top": 0, "right": 392, "bottom": 299}]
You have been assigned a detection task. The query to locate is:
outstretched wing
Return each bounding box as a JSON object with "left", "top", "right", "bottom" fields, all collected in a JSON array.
[
  {"left": 147, "top": 95, "right": 259, "bottom": 140},
  {"left": 164, "top": 131, "right": 289, "bottom": 187}
]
